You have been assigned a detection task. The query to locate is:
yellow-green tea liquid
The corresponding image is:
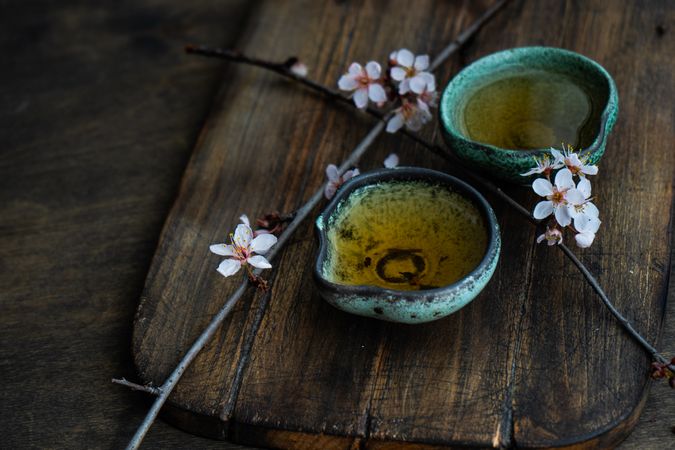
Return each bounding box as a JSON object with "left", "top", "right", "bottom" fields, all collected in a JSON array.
[
  {"left": 461, "top": 69, "right": 601, "bottom": 150},
  {"left": 325, "top": 181, "right": 488, "bottom": 291}
]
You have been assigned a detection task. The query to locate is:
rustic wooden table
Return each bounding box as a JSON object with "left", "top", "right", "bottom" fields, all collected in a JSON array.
[{"left": 1, "top": 1, "right": 673, "bottom": 449}]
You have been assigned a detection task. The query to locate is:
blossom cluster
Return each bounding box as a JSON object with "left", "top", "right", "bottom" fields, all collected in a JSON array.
[
  {"left": 337, "top": 49, "right": 437, "bottom": 133},
  {"left": 522, "top": 145, "right": 600, "bottom": 248},
  {"left": 209, "top": 215, "right": 277, "bottom": 278},
  {"left": 324, "top": 153, "right": 399, "bottom": 200},
  {"left": 651, "top": 357, "right": 675, "bottom": 389}
]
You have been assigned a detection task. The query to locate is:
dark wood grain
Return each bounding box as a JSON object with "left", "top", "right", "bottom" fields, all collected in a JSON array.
[
  {"left": 131, "top": 0, "right": 675, "bottom": 448},
  {"left": 0, "top": 1, "right": 252, "bottom": 448},
  {"left": 2, "top": 0, "right": 674, "bottom": 449}
]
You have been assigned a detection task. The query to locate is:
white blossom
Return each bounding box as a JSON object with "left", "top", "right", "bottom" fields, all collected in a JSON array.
[
  {"left": 570, "top": 177, "right": 600, "bottom": 222},
  {"left": 574, "top": 214, "right": 601, "bottom": 248},
  {"left": 551, "top": 145, "right": 598, "bottom": 177},
  {"left": 521, "top": 154, "right": 564, "bottom": 177},
  {"left": 383, "top": 153, "right": 399, "bottom": 168},
  {"left": 209, "top": 215, "right": 277, "bottom": 277},
  {"left": 338, "top": 61, "right": 387, "bottom": 109},
  {"left": 324, "top": 164, "right": 359, "bottom": 199},
  {"left": 290, "top": 61, "right": 308, "bottom": 77},
  {"left": 531, "top": 168, "right": 585, "bottom": 227},
  {"left": 386, "top": 98, "right": 433, "bottom": 133},
  {"left": 389, "top": 49, "right": 435, "bottom": 94},
  {"left": 536, "top": 227, "right": 563, "bottom": 246}
]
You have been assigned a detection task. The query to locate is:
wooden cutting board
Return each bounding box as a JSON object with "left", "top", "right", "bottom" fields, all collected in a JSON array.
[{"left": 131, "top": 0, "right": 674, "bottom": 448}]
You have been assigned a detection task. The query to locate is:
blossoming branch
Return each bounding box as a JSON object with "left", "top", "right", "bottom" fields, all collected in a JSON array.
[
  {"left": 338, "top": 48, "right": 438, "bottom": 133},
  {"left": 523, "top": 145, "right": 601, "bottom": 248}
]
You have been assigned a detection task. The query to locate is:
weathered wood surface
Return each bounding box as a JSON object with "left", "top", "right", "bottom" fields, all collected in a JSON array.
[
  {"left": 1, "top": 0, "right": 674, "bottom": 449},
  {"left": 131, "top": 0, "right": 675, "bottom": 448},
  {"left": 0, "top": 1, "right": 251, "bottom": 448}
]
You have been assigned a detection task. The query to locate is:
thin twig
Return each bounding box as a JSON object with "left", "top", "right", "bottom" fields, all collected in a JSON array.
[
  {"left": 429, "top": 0, "right": 508, "bottom": 71},
  {"left": 187, "top": 24, "right": 674, "bottom": 369},
  {"left": 185, "top": 0, "right": 509, "bottom": 125},
  {"left": 121, "top": 5, "right": 505, "bottom": 447},
  {"left": 185, "top": 44, "right": 385, "bottom": 119},
  {"left": 407, "top": 134, "right": 674, "bottom": 368},
  {"left": 112, "top": 378, "right": 161, "bottom": 396},
  {"left": 188, "top": 10, "right": 667, "bottom": 374},
  {"left": 558, "top": 243, "right": 672, "bottom": 367}
]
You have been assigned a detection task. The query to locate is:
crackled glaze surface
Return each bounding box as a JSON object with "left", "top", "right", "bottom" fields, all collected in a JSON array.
[
  {"left": 314, "top": 168, "right": 500, "bottom": 324},
  {"left": 440, "top": 47, "right": 619, "bottom": 184}
]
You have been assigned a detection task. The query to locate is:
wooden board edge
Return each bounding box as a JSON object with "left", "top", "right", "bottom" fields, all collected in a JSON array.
[
  {"left": 151, "top": 378, "right": 649, "bottom": 449},
  {"left": 515, "top": 380, "right": 651, "bottom": 450}
]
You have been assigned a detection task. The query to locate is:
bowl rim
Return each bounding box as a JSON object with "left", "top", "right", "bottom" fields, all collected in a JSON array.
[
  {"left": 439, "top": 46, "right": 619, "bottom": 158},
  {"left": 313, "top": 167, "right": 500, "bottom": 301}
]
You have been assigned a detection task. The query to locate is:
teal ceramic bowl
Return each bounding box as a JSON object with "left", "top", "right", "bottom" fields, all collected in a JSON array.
[
  {"left": 439, "top": 47, "right": 619, "bottom": 184},
  {"left": 314, "top": 168, "right": 500, "bottom": 324}
]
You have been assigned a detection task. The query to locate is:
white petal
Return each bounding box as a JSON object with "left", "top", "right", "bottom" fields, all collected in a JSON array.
[
  {"left": 233, "top": 223, "right": 253, "bottom": 249},
  {"left": 554, "top": 205, "right": 572, "bottom": 227},
  {"left": 353, "top": 88, "right": 368, "bottom": 109},
  {"left": 390, "top": 66, "right": 407, "bottom": 81},
  {"left": 422, "top": 89, "right": 438, "bottom": 107},
  {"left": 414, "top": 54, "right": 430, "bottom": 71},
  {"left": 555, "top": 168, "right": 574, "bottom": 190},
  {"left": 365, "top": 61, "right": 381, "bottom": 79},
  {"left": 575, "top": 232, "right": 595, "bottom": 248},
  {"left": 419, "top": 105, "right": 432, "bottom": 122},
  {"left": 384, "top": 153, "right": 399, "bottom": 168},
  {"left": 409, "top": 75, "right": 427, "bottom": 94},
  {"left": 217, "top": 259, "right": 241, "bottom": 277},
  {"left": 324, "top": 182, "right": 337, "bottom": 199},
  {"left": 239, "top": 214, "right": 250, "bottom": 226},
  {"left": 533, "top": 201, "right": 554, "bottom": 219},
  {"left": 386, "top": 112, "right": 405, "bottom": 133},
  {"left": 576, "top": 215, "right": 601, "bottom": 234},
  {"left": 521, "top": 166, "right": 542, "bottom": 177},
  {"left": 566, "top": 203, "right": 580, "bottom": 219},
  {"left": 290, "top": 62, "right": 308, "bottom": 77},
  {"left": 247, "top": 255, "right": 272, "bottom": 269},
  {"left": 536, "top": 233, "right": 546, "bottom": 243},
  {"left": 588, "top": 216, "right": 601, "bottom": 233},
  {"left": 210, "top": 243, "right": 235, "bottom": 256},
  {"left": 347, "top": 62, "right": 362, "bottom": 75},
  {"left": 577, "top": 178, "right": 592, "bottom": 198},
  {"left": 550, "top": 148, "right": 564, "bottom": 163},
  {"left": 342, "top": 169, "right": 358, "bottom": 181},
  {"left": 389, "top": 50, "right": 397, "bottom": 62},
  {"left": 398, "top": 79, "right": 411, "bottom": 94},
  {"left": 325, "top": 164, "right": 339, "bottom": 182},
  {"left": 582, "top": 164, "right": 598, "bottom": 175},
  {"left": 565, "top": 188, "right": 585, "bottom": 205},
  {"left": 405, "top": 111, "right": 424, "bottom": 131},
  {"left": 532, "top": 178, "right": 554, "bottom": 197},
  {"left": 250, "top": 233, "right": 277, "bottom": 254},
  {"left": 584, "top": 202, "right": 600, "bottom": 218},
  {"left": 567, "top": 153, "right": 583, "bottom": 167},
  {"left": 417, "top": 97, "right": 430, "bottom": 115},
  {"left": 419, "top": 72, "right": 436, "bottom": 92},
  {"left": 396, "top": 49, "right": 414, "bottom": 67},
  {"left": 368, "top": 83, "right": 387, "bottom": 103},
  {"left": 338, "top": 75, "right": 358, "bottom": 91}
]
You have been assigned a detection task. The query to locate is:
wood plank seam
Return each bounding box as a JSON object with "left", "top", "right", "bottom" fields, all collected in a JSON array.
[
  {"left": 129, "top": 0, "right": 674, "bottom": 447},
  {"left": 211, "top": 4, "right": 509, "bottom": 443}
]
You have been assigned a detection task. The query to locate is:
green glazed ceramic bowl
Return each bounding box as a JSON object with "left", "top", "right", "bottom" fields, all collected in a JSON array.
[
  {"left": 314, "top": 167, "right": 501, "bottom": 324},
  {"left": 439, "top": 47, "right": 618, "bottom": 184}
]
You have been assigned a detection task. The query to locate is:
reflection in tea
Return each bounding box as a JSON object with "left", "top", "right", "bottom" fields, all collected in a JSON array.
[
  {"left": 324, "top": 181, "right": 487, "bottom": 291},
  {"left": 461, "top": 68, "right": 602, "bottom": 150}
]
